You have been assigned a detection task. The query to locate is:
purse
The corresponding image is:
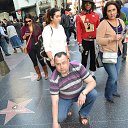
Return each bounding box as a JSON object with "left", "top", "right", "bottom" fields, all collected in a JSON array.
[
  {"left": 23, "top": 33, "right": 32, "bottom": 54},
  {"left": 40, "top": 26, "right": 53, "bottom": 58},
  {"left": 96, "top": 52, "right": 103, "bottom": 68},
  {"left": 102, "top": 52, "right": 117, "bottom": 64},
  {"left": 38, "top": 35, "right": 48, "bottom": 58},
  {"left": 95, "top": 42, "right": 103, "bottom": 68}
]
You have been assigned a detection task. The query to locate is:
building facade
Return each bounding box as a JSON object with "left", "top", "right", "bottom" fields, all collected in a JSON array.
[{"left": 12, "top": 0, "right": 66, "bottom": 19}]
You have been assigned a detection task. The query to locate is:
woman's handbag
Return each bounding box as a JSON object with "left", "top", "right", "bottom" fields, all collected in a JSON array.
[
  {"left": 96, "top": 53, "right": 103, "bottom": 68},
  {"left": 23, "top": 33, "right": 32, "bottom": 54},
  {"left": 102, "top": 52, "right": 118, "bottom": 64},
  {"left": 38, "top": 35, "right": 48, "bottom": 58},
  {"left": 95, "top": 42, "right": 103, "bottom": 68},
  {"left": 39, "top": 26, "right": 53, "bottom": 58}
]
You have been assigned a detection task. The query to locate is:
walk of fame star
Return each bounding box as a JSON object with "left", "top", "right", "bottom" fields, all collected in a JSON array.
[{"left": 0, "top": 99, "right": 34, "bottom": 125}]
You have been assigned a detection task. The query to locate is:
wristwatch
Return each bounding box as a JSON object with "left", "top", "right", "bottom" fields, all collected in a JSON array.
[{"left": 81, "top": 91, "right": 87, "bottom": 96}]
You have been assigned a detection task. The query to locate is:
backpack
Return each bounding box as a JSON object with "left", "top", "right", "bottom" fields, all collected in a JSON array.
[
  {"left": 40, "top": 26, "right": 53, "bottom": 58},
  {"left": 61, "top": 14, "right": 70, "bottom": 28},
  {"left": 69, "top": 17, "right": 75, "bottom": 28}
]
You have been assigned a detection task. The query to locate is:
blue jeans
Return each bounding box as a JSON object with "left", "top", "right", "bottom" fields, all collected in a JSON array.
[
  {"left": 103, "top": 55, "right": 122, "bottom": 100},
  {"left": 0, "top": 38, "right": 9, "bottom": 55},
  {"left": 58, "top": 89, "right": 97, "bottom": 123}
]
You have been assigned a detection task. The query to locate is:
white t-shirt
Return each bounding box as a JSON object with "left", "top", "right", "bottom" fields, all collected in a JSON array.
[
  {"left": 7, "top": 25, "right": 17, "bottom": 38},
  {"left": 42, "top": 24, "right": 67, "bottom": 58}
]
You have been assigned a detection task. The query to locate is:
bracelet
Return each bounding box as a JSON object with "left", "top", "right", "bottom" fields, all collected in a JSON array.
[{"left": 81, "top": 91, "right": 87, "bottom": 96}]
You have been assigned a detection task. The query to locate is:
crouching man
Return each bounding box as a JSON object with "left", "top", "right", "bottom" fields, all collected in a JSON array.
[{"left": 50, "top": 52, "right": 97, "bottom": 128}]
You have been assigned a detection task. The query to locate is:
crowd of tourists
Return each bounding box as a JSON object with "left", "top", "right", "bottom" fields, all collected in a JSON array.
[{"left": 0, "top": 0, "right": 128, "bottom": 127}]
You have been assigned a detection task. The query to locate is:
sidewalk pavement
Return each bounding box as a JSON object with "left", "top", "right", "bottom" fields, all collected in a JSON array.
[
  {"left": 0, "top": 43, "right": 27, "bottom": 80},
  {"left": 0, "top": 38, "right": 128, "bottom": 128}
]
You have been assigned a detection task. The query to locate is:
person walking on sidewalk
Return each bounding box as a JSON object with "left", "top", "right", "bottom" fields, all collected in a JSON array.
[
  {"left": 69, "top": 12, "right": 76, "bottom": 41},
  {"left": 6, "top": 21, "right": 23, "bottom": 53},
  {"left": 76, "top": 0, "right": 100, "bottom": 79},
  {"left": 0, "top": 21, "right": 11, "bottom": 56},
  {"left": 21, "top": 14, "right": 48, "bottom": 81},
  {"left": 50, "top": 52, "right": 97, "bottom": 128},
  {"left": 96, "top": 1, "right": 125, "bottom": 103},
  {"left": 60, "top": 9, "right": 71, "bottom": 44},
  {"left": 13, "top": 18, "right": 23, "bottom": 43},
  {"left": 42, "top": 8, "right": 70, "bottom": 72}
]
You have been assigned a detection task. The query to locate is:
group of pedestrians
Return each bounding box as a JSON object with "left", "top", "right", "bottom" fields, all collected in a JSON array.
[
  {"left": 1, "top": 0, "right": 127, "bottom": 127},
  {"left": 44, "top": 1, "right": 127, "bottom": 128},
  {"left": 0, "top": 21, "right": 11, "bottom": 56},
  {"left": 20, "top": 0, "right": 128, "bottom": 127},
  {"left": 0, "top": 18, "right": 24, "bottom": 56}
]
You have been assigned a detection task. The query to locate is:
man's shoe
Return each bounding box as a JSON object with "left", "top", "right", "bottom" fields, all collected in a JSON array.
[
  {"left": 113, "top": 93, "right": 120, "bottom": 97},
  {"left": 5, "top": 53, "right": 11, "bottom": 56}
]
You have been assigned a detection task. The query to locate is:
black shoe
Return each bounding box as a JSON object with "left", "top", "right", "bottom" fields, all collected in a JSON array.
[
  {"left": 106, "top": 99, "right": 114, "bottom": 103},
  {"left": 5, "top": 53, "right": 11, "bottom": 56},
  {"left": 113, "top": 93, "right": 120, "bottom": 97}
]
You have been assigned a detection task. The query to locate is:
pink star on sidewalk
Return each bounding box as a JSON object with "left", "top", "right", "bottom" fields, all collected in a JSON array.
[{"left": 0, "top": 99, "right": 34, "bottom": 125}]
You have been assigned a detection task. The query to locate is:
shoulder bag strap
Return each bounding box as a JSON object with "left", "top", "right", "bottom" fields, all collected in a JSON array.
[
  {"left": 48, "top": 25, "right": 53, "bottom": 36},
  {"left": 115, "top": 19, "right": 119, "bottom": 51},
  {"left": 26, "top": 33, "right": 32, "bottom": 48}
]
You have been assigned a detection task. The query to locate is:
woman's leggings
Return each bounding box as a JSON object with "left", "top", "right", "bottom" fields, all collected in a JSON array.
[{"left": 28, "top": 45, "right": 46, "bottom": 67}]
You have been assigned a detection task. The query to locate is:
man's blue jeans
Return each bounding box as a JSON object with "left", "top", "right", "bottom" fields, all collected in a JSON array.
[
  {"left": 0, "top": 38, "right": 9, "bottom": 55},
  {"left": 58, "top": 89, "right": 97, "bottom": 123},
  {"left": 103, "top": 55, "right": 122, "bottom": 100}
]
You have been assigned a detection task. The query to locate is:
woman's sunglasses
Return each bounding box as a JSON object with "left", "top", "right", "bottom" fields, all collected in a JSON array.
[{"left": 25, "top": 20, "right": 32, "bottom": 23}]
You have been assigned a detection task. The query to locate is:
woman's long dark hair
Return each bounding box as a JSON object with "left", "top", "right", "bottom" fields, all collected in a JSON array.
[
  {"left": 45, "top": 8, "right": 60, "bottom": 25},
  {"left": 24, "top": 13, "right": 40, "bottom": 36},
  {"left": 103, "top": 1, "right": 120, "bottom": 19}
]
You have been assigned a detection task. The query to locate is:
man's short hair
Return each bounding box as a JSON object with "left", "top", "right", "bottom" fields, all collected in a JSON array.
[{"left": 54, "top": 52, "right": 67, "bottom": 59}]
